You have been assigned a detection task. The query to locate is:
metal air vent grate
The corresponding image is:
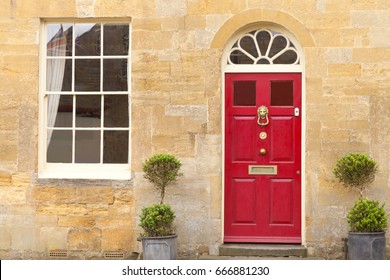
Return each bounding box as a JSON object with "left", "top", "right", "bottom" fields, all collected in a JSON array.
[
  {"left": 49, "top": 251, "right": 68, "bottom": 259},
  {"left": 104, "top": 252, "right": 125, "bottom": 259}
]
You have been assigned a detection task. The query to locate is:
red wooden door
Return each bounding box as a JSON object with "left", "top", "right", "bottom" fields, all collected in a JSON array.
[{"left": 224, "top": 73, "right": 302, "bottom": 243}]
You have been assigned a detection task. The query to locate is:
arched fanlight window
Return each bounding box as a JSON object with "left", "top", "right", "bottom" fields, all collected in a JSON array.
[{"left": 228, "top": 29, "right": 300, "bottom": 65}]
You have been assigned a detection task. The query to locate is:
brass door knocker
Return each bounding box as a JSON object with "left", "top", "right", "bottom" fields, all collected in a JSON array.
[{"left": 257, "top": 106, "right": 269, "bottom": 127}]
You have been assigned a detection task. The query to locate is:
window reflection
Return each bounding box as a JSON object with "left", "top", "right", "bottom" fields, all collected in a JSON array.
[
  {"left": 75, "top": 59, "right": 100, "bottom": 91},
  {"left": 103, "top": 59, "right": 128, "bottom": 91},
  {"left": 47, "top": 130, "right": 72, "bottom": 163},
  {"left": 76, "top": 95, "right": 101, "bottom": 127},
  {"left": 104, "top": 24, "right": 129, "bottom": 55},
  {"left": 75, "top": 24, "right": 101, "bottom": 56},
  {"left": 75, "top": 131, "right": 101, "bottom": 163},
  {"left": 104, "top": 95, "right": 129, "bottom": 127},
  {"left": 103, "top": 131, "right": 129, "bottom": 163}
]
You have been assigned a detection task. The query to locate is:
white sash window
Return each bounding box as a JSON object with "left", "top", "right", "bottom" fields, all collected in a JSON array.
[{"left": 39, "top": 20, "right": 131, "bottom": 179}]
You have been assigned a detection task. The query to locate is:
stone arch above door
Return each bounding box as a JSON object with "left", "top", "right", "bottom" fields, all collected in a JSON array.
[{"left": 211, "top": 9, "right": 314, "bottom": 50}]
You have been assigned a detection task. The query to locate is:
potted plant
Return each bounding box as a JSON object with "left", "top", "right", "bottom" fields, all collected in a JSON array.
[
  {"left": 333, "top": 153, "right": 388, "bottom": 259},
  {"left": 139, "top": 153, "right": 182, "bottom": 260}
]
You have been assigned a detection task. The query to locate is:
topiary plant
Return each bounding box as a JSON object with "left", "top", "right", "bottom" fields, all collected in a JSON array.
[
  {"left": 333, "top": 153, "right": 378, "bottom": 197},
  {"left": 142, "top": 153, "right": 182, "bottom": 204},
  {"left": 347, "top": 198, "right": 388, "bottom": 232},
  {"left": 139, "top": 204, "right": 175, "bottom": 237}
]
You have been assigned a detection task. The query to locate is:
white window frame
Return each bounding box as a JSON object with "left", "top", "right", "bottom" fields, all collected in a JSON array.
[{"left": 38, "top": 19, "right": 132, "bottom": 180}]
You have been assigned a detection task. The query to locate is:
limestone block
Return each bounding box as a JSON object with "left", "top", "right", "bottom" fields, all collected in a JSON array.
[
  {"left": 32, "top": 186, "right": 78, "bottom": 204},
  {"left": 87, "top": 205, "right": 109, "bottom": 217},
  {"left": 322, "top": 128, "right": 350, "bottom": 143},
  {"left": 326, "top": 48, "right": 353, "bottom": 63},
  {"left": 0, "top": 227, "right": 11, "bottom": 250},
  {"left": 194, "top": 30, "right": 214, "bottom": 49},
  {"left": 328, "top": 64, "right": 361, "bottom": 77},
  {"left": 132, "top": 31, "right": 174, "bottom": 50},
  {"left": 39, "top": 227, "right": 68, "bottom": 251},
  {"left": 341, "top": 28, "right": 369, "bottom": 47},
  {"left": 11, "top": 172, "right": 30, "bottom": 187},
  {"left": 151, "top": 134, "right": 196, "bottom": 158},
  {"left": 108, "top": 204, "right": 133, "bottom": 216},
  {"left": 69, "top": 228, "right": 101, "bottom": 251},
  {"left": 165, "top": 105, "right": 207, "bottom": 121},
  {"left": 157, "top": 0, "right": 187, "bottom": 17},
  {"left": 353, "top": 48, "right": 390, "bottom": 63},
  {"left": 185, "top": 15, "right": 206, "bottom": 30},
  {"left": 210, "top": 175, "right": 222, "bottom": 219},
  {"left": 351, "top": 10, "right": 390, "bottom": 28},
  {"left": 171, "top": 91, "right": 206, "bottom": 105},
  {"left": 95, "top": 217, "right": 133, "bottom": 228},
  {"left": 312, "top": 29, "right": 341, "bottom": 47},
  {"left": 0, "top": 132, "right": 17, "bottom": 162},
  {"left": 113, "top": 188, "right": 134, "bottom": 204},
  {"left": 36, "top": 204, "right": 88, "bottom": 216},
  {"left": 133, "top": 18, "right": 162, "bottom": 31},
  {"left": 77, "top": 186, "right": 113, "bottom": 204},
  {"left": 350, "top": 104, "right": 369, "bottom": 120},
  {"left": 162, "top": 16, "right": 186, "bottom": 31},
  {"left": 196, "top": 134, "right": 221, "bottom": 174},
  {"left": 0, "top": 186, "right": 26, "bottom": 205},
  {"left": 11, "top": 0, "right": 76, "bottom": 18},
  {"left": 0, "top": 172, "right": 12, "bottom": 184},
  {"left": 132, "top": 61, "right": 170, "bottom": 78},
  {"left": 158, "top": 50, "right": 181, "bottom": 62},
  {"left": 206, "top": 14, "right": 231, "bottom": 32},
  {"left": 172, "top": 30, "right": 195, "bottom": 50},
  {"left": 369, "top": 28, "right": 390, "bottom": 47},
  {"left": 94, "top": 0, "right": 155, "bottom": 17},
  {"left": 76, "top": 0, "right": 95, "bottom": 17},
  {"left": 9, "top": 226, "right": 39, "bottom": 250},
  {"left": 101, "top": 229, "right": 134, "bottom": 251},
  {"left": 58, "top": 217, "right": 96, "bottom": 227},
  {"left": 305, "top": 12, "right": 350, "bottom": 29},
  {"left": 188, "top": 0, "right": 246, "bottom": 15}
]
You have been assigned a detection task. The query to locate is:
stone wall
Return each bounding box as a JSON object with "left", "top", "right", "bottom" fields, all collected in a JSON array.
[{"left": 1, "top": 0, "right": 390, "bottom": 259}]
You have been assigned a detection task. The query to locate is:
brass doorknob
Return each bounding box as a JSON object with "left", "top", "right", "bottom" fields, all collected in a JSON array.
[{"left": 260, "top": 148, "right": 267, "bottom": 155}]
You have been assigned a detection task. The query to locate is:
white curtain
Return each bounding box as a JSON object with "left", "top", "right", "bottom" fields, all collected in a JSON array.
[{"left": 46, "top": 25, "right": 67, "bottom": 148}]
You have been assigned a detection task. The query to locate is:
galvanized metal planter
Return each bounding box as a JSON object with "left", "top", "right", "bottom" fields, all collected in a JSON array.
[
  {"left": 348, "top": 232, "right": 386, "bottom": 260},
  {"left": 141, "top": 235, "right": 178, "bottom": 260}
]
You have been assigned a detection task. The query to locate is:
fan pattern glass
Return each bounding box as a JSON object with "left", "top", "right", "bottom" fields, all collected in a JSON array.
[{"left": 228, "top": 29, "right": 300, "bottom": 65}]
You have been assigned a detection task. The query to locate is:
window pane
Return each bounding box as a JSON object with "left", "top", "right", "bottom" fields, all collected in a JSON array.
[
  {"left": 103, "top": 24, "right": 129, "bottom": 55},
  {"left": 47, "top": 24, "right": 72, "bottom": 57},
  {"left": 47, "top": 130, "right": 72, "bottom": 163},
  {"left": 75, "top": 130, "right": 101, "bottom": 163},
  {"left": 48, "top": 95, "right": 73, "bottom": 128},
  {"left": 103, "top": 59, "right": 128, "bottom": 91},
  {"left": 75, "top": 59, "right": 100, "bottom": 91},
  {"left": 104, "top": 95, "right": 129, "bottom": 127},
  {"left": 273, "top": 50, "right": 298, "bottom": 64},
  {"left": 46, "top": 58, "right": 72, "bottom": 91},
  {"left": 103, "top": 131, "right": 129, "bottom": 163},
  {"left": 256, "top": 30, "right": 271, "bottom": 56},
  {"left": 75, "top": 23, "right": 101, "bottom": 56},
  {"left": 233, "top": 81, "right": 256, "bottom": 106},
  {"left": 271, "top": 81, "right": 294, "bottom": 106},
  {"left": 76, "top": 95, "right": 101, "bottom": 127},
  {"left": 269, "top": 36, "right": 288, "bottom": 58}
]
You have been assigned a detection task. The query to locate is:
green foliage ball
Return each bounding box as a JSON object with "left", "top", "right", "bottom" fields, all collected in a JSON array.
[
  {"left": 347, "top": 198, "right": 388, "bottom": 232},
  {"left": 333, "top": 153, "right": 378, "bottom": 194},
  {"left": 139, "top": 204, "right": 175, "bottom": 237}
]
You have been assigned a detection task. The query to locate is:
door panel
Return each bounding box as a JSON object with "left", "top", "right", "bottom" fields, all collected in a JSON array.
[
  {"left": 224, "top": 73, "right": 302, "bottom": 243},
  {"left": 270, "top": 116, "right": 294, "bottom": 162},
  {"left": 232, "top": 116, "right": 257, "bottom": 162},
  {"left": 232, "top": 178, "right": 257, "bottom": 223}
]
